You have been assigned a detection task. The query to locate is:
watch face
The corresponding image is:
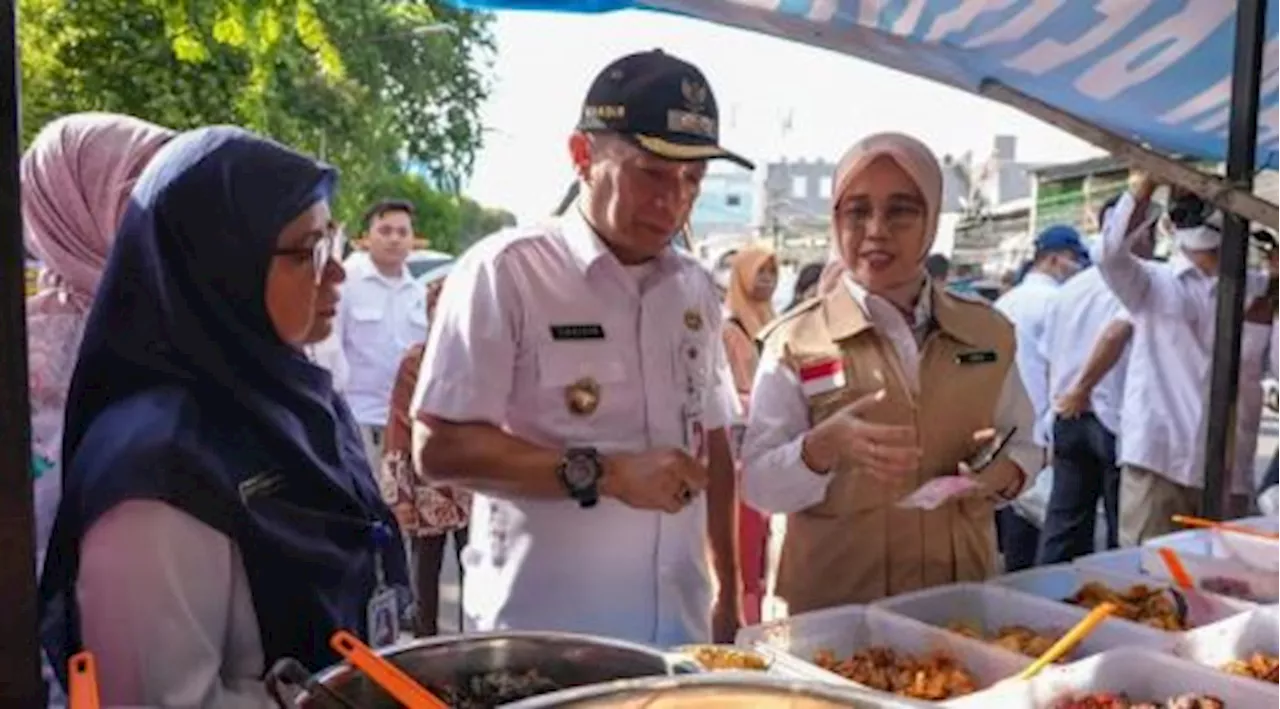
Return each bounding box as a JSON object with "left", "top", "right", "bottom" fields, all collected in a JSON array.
[{"left": 563, "top": 453, "right": 599, "bottom": 489}]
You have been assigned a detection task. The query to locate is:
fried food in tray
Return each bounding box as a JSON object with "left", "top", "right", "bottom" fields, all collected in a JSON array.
[
  {"left": 1050, "top": 692, "right": 1225, "bottom": 708},
  {"left": 1221, "top": 652, "right": 1279, "bottom": 683},
  {"left": 812, "top": 646, "right": 978, "bottom": 700},
  {"left": 1064, "top": 581, "right": 1184, "bottom": 631},
  {"left": 675, "top": 644, "right": 770, "bottom": 671},
  {"left": 946, "top": 621, "right": 1059, "bottom": 660}
]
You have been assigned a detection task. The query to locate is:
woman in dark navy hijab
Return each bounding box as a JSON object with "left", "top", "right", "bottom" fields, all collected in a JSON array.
[{"left": 39, "top": 126, "right": 407, "bottom": 706}]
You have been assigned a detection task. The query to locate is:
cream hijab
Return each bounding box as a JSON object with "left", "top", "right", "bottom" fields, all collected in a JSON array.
[
  {"left": 725, "top": 244, "right": 777, "bottom": 339},
  {"left": 820, "top": 132, "right": 944, "bottom": 297}
]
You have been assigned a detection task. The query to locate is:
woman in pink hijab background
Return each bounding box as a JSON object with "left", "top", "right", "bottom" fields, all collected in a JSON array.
[{"left": 25, "top": 112, "right": 174, "bottom": 576}]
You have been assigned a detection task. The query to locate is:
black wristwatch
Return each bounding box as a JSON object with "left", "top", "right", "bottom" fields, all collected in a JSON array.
[{"left": 557, "top": 447, "right": 603, "bottom": 508}]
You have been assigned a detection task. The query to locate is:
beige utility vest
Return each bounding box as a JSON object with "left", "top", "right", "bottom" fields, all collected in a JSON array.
[{"left": 759, "top": 282, "right": 1015, "bottom": 614}]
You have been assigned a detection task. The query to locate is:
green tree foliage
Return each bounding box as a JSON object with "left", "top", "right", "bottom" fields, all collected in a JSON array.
[
  {"left": 351, "top": 171, "right": 462, "bottom": 253},
  {"left": 17, "top": 0, "right": 506, "bottom": 251},
  {"left": 456, "top": 198, "right": 517, "bottom": 249}
]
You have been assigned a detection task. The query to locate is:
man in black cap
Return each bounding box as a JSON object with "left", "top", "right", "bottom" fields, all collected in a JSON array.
[{"left": 411, "top": 50, "right": 750, "bottom": 645}]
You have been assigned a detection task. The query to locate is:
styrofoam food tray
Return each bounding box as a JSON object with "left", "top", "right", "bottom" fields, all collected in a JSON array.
[
  {"left": 945, "top": 648, "right": 1277, "bottom": 708},
  {"left": 875, "top": 583, "right": 1175, "bottom": 663},
  {"left": 1142, "top": 529, "right": 1278, "bottom": 603},
  {"left": 736, "top": 604, "right": 1028, "bottom": 698},
  {"left": 1176, "top": 606, "right": 1280, "bottom": 684},
  {"left": 991, "top": 563, "right": 1252, "bottom": 630}
]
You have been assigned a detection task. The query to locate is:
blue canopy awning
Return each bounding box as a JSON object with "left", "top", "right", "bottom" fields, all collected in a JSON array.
[{"left": 456, "top": 0, "right": 1280, "bottom": 171}]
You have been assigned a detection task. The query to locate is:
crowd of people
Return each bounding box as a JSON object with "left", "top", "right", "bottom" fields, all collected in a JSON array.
[{"left": 18, "top": 46, "right": 1277, "bottom": 708}]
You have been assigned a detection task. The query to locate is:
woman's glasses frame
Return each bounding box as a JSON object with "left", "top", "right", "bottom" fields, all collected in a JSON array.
[{"left": 273, "top": 221, "right": 345, "bottom": 284}]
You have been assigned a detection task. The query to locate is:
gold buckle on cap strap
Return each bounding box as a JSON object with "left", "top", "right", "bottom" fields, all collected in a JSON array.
[{"left": 633, "top": 134, "right": 727, "bottom": 161}]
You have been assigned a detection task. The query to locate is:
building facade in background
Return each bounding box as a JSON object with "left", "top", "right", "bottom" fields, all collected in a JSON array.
[
  {"left": 947, "top": 136, "right": 1042, "bottom": 279},
  {"left": 688, "top": 135, "right": 1070, "bottom": 280}
]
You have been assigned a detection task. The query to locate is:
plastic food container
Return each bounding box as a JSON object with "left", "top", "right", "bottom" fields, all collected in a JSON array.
[
  {"left": 1230, "top": 515, "right": 1279, "bottom": 534},
  {"left": 1071, "top": 548, "right": 1145, "bottom": 577},
  {"left": 1144, "top": 529, "right": 1279, "bottom": 599},
  {"left": 1176, "top": 606, "right": 1279, "bottom": 684},
  {"left": 991, "top": 563, "right": 1252, "bottom": 631},
  {"left": 875, "top": 583, "right": 1175, "bottom": 663},
  {"left": 945, "top": 648, "right": 1278, "bottom": 708},
  {"left": 735, "top": 604, "right": 1028, "bottom": 698}
]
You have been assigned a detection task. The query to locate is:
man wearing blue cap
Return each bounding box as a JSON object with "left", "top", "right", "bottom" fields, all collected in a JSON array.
[{"left": 992, "top": 224, "right": 1090, "bottom": 571}]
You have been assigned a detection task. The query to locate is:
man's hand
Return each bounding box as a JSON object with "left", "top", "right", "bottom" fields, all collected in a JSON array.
[
  {"left": 958, "top": 428, "right": 1023, "bottom": 500},
  {"left": 1054, "top": 386, "right": 1091, "bottom": 419},
  {"left": 712, "top": 592, "right": 743, "bottom": 643},
  {"left": 1128, "top": 170, "right": 1159, "bottom": 199},
  {"left": 1245, "top": 278, "right": 1277, "bottom": 325},
  {"left": 601, "top": 449, "right": 709, "bottom": 514},
  {"left": 801, "top": 389, "right": 922, "bottom": 481}
]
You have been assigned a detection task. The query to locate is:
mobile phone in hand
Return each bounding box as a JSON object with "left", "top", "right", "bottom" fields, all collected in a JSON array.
[{"left": 966, "top": 427, "right": 1018, "bottom": 473}]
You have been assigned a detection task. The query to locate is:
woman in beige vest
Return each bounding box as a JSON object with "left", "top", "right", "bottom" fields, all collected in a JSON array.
[{"left": 740, "top": 133, "right": 1041, "bottom": 614}]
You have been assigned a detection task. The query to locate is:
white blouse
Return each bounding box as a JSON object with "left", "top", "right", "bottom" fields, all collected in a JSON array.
[{"left": 77, "top": 500, "right": 272, "bottom": 708}]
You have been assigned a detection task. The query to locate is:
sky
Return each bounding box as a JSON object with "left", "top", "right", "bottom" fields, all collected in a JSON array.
[{"left": 464, "top": 9, "right": 1105, "bottom": 223}]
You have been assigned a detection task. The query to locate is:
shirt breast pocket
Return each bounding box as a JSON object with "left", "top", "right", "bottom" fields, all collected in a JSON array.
[
  {"left": 348, "top": 305, "right": 384, "bottom": 329},
  {"left": 536, "top": 344, "right": 628, "bottom": 441}
]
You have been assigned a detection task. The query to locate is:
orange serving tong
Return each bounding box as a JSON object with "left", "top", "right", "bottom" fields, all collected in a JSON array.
[{"left": 329, "top": 630, "right": 448, "bottom": 709}]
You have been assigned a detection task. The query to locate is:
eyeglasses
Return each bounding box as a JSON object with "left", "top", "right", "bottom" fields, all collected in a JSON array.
[{"left": 274, "top": 222, "right": 344, "bottom": 283}]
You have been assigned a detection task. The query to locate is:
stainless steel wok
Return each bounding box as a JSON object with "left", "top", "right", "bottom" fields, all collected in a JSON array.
[{"left": 266, "top": 631, "right": 700, "bottom": 709}]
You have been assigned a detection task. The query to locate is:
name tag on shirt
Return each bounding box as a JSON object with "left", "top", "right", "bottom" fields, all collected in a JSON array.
[
  {"left": 956, "top": 350, "right": 998, "bottom": 365},
  {"left": 550, "top": 324, "right": 606, "bottom": 341}
]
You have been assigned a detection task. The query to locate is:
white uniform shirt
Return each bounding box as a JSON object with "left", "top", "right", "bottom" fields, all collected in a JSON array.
[
  {"left": 340, "top": 268, "right": 427, "bottom": 426},
  {"left": 412, "top": 209, "right": 733, "bottom": 646},
  {"left": 1099, "top": 192, "right": 1273, "bottom": 492},
  {"left": 741, "top": 276, "right": 1042, "bottom": 514},
  {"left": 1039, "top": 266, "right": 1132, "bottom": 436},
  {"left": 994, "top": 271, "right": 1061, "bottom": 446},
  {"left": 78, "top": 501, "right": 270, "bottom": 708}
]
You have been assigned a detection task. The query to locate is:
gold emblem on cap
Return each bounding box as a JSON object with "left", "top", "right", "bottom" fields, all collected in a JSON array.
[
  {"left": 565, "top": 377, "right": 601, "bottom": 416},
  {"left": 683, "top": 309, "right": 703, "bottom": 331},
  {"left": 681, "top": 78, "right": 709, "bottom": 111}
]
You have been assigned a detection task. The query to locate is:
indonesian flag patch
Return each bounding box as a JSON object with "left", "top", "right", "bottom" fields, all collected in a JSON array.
[{"left": 798, "top": 358, "right": 846, "bottom": 397}]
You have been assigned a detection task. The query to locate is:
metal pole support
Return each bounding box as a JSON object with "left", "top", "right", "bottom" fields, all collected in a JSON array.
[
  {"left": 0, "top": 0, "right": 45, "bottom": 704},
  {"left": 1201, "top": 0, "right": 1269, "bottom": 520}
]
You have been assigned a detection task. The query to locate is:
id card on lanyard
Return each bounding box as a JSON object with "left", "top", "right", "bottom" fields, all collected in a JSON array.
[
  {"left": 366, "top": 522, "right": 400, "bottom": 648},
  {"left": 679, "top": 330, "right": 709, "bottom": 466}
]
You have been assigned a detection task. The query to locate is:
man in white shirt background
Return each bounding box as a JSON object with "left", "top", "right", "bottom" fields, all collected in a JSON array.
[
  {"left": 1099, "top": 176, "right": 1275, "bottom": 544},
  {"left": 1037, "top": 199, "right": 1156, "bottom": 564},
  {"left": 993, "top": 225, "right": 1089, "bottom": 571},
  {"left": 341, "top": 199, "right": 429, "bottom": 468}
]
